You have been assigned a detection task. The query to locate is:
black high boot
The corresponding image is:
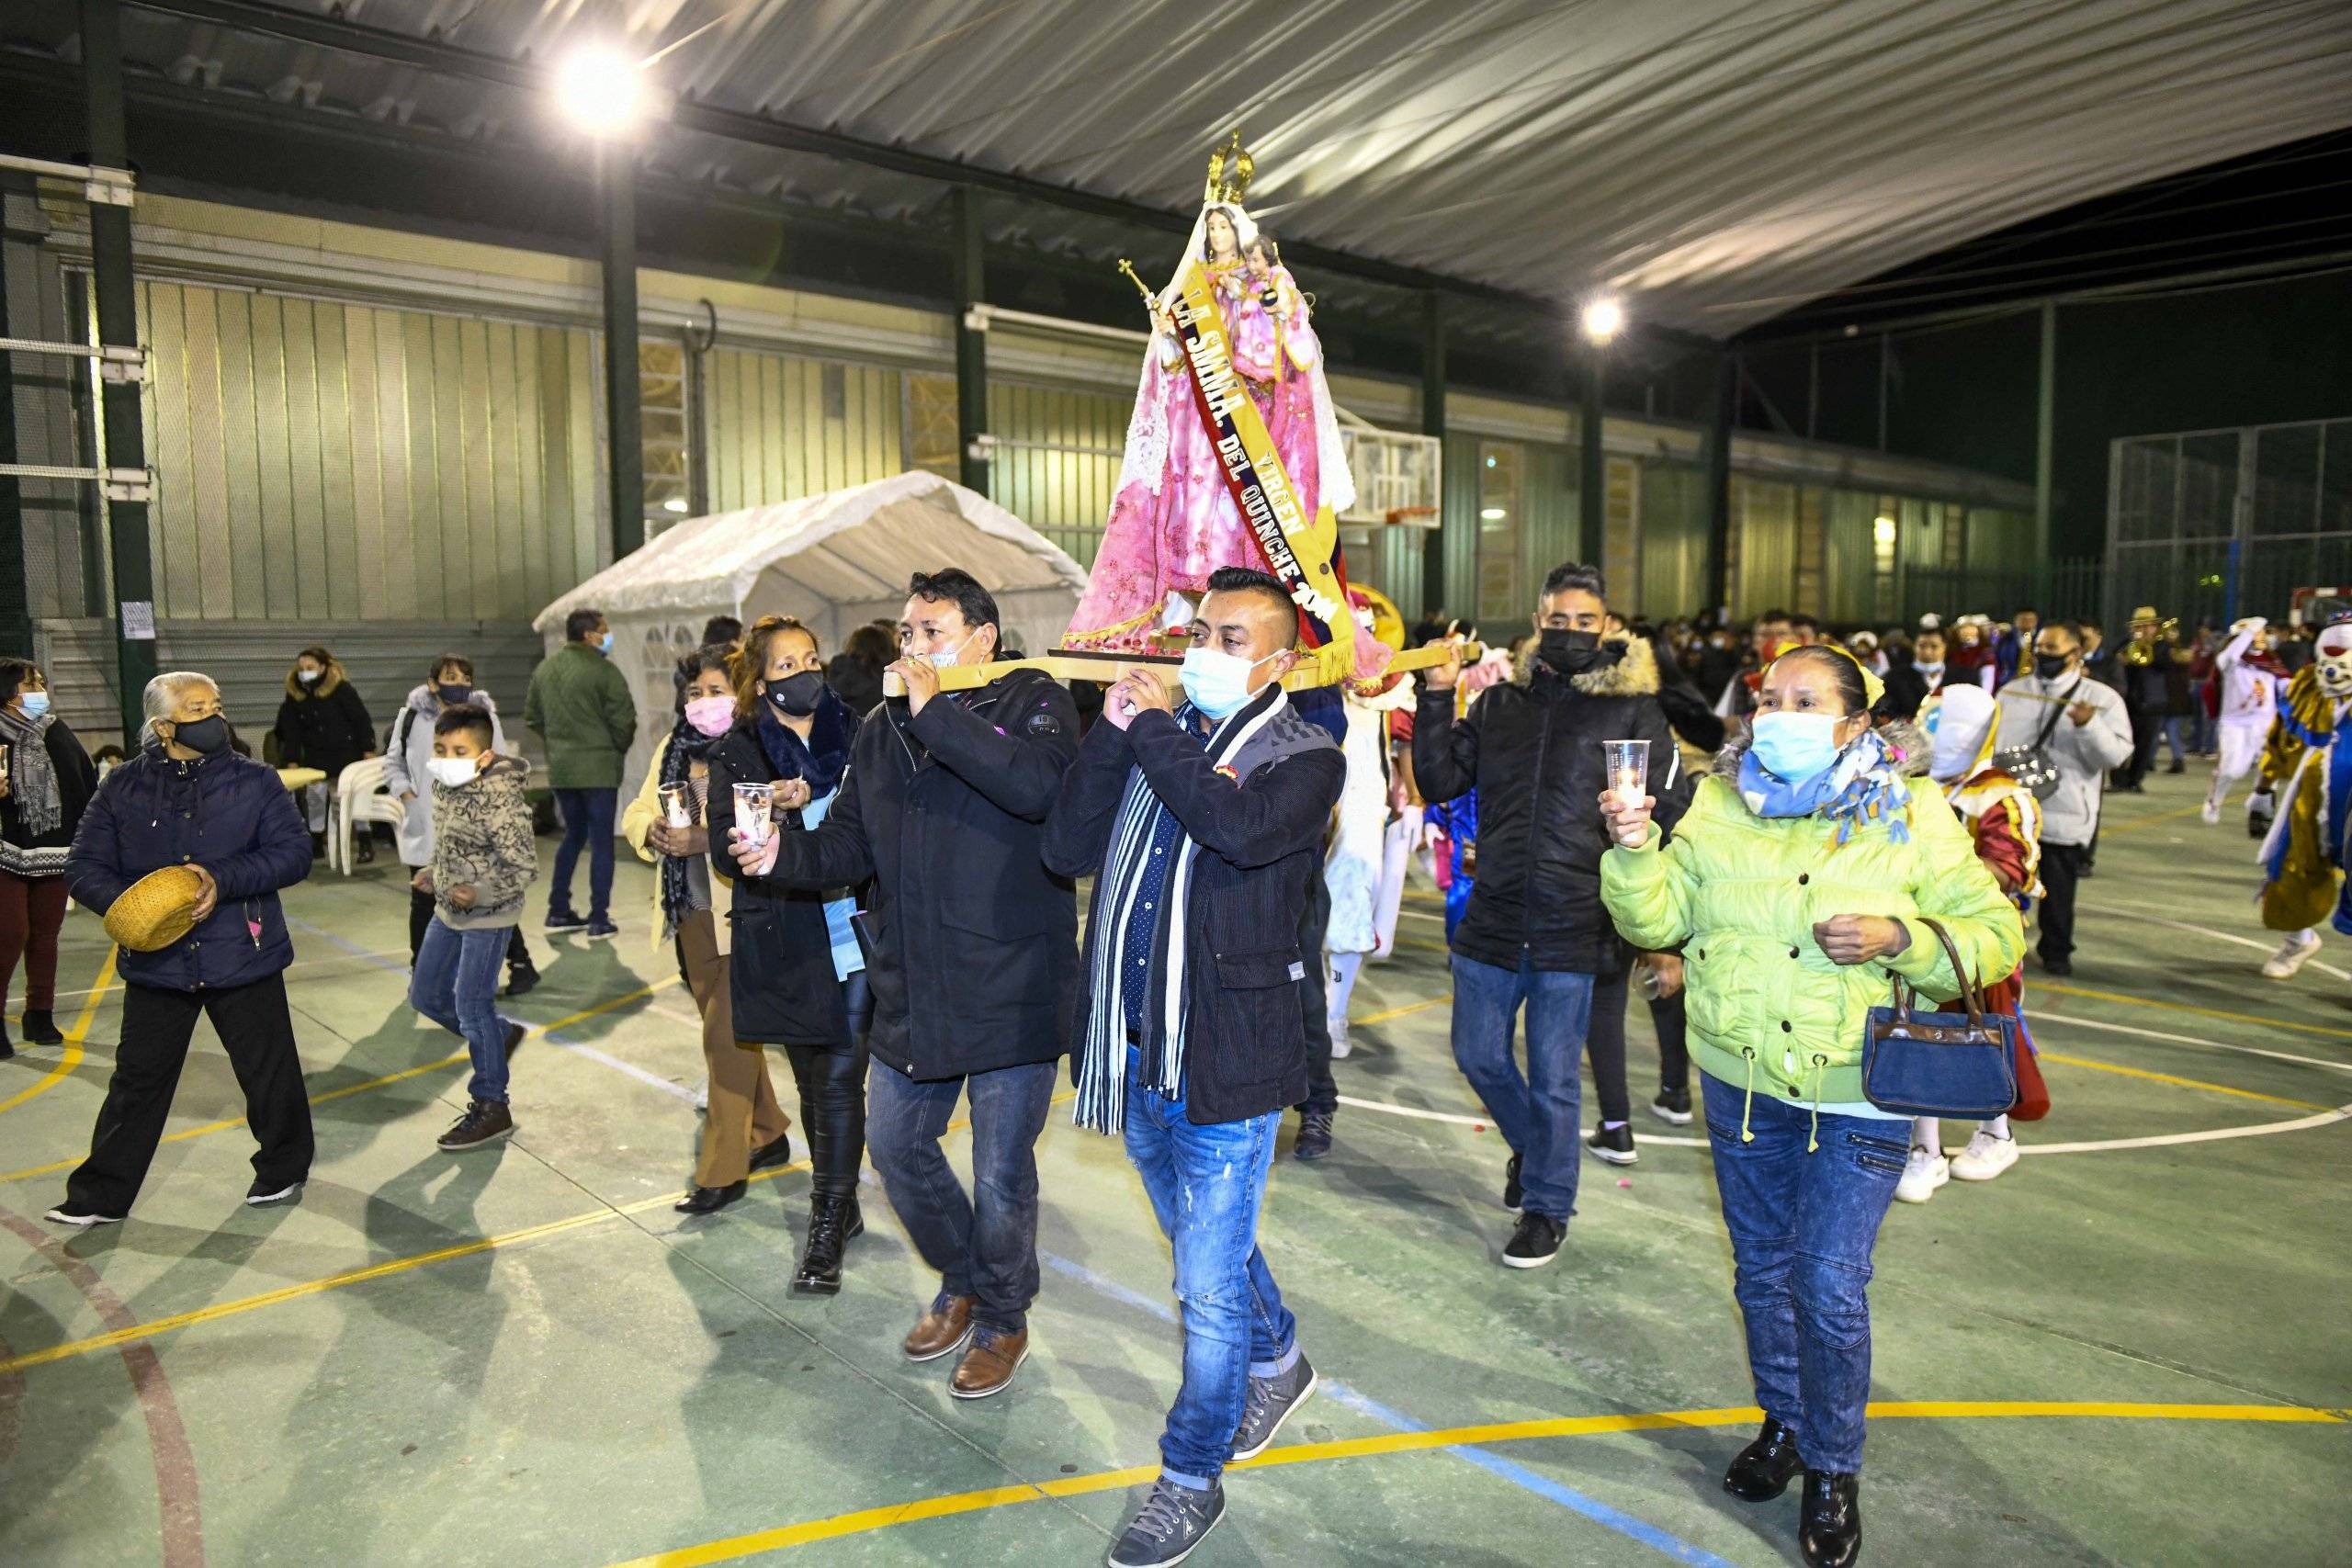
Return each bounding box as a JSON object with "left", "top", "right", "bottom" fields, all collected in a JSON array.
[
  {"left": 1799, "top": 1471, "right": 1861, "bottom": 1568},
  {"left": 793, "top": 1191, "right": 864, "bottom": 1295},
  {"left": 1723, "top": 1418, "right": 1804, "bottom": 1501},
  {"left": 20, "top": 1010, "right": 63, "bottom": 1045}
]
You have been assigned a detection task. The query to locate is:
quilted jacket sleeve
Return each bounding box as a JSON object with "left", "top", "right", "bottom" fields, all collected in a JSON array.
[{"left": 1881, "top": 793, "right": 2027, "bottom": 998}]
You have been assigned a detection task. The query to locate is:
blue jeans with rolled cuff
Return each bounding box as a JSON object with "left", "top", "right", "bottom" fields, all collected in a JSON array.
[
  {"left": 1122, "top": 1047, "right": 1297, "bottom": 1489},
  {"left": 411, "top": 917, "right": 521, "bottom": 1103},
  {"left": 1449, "top": 952, "right": 1592, "bottom": 1222},
  {"left": 1702, "top": 1071, "right": 1905, "bottom": 1474}
]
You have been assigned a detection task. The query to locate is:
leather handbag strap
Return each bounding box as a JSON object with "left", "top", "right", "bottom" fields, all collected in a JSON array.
[{"left": 1917, "top": 916, "right": 1985, "bottom": 1026}]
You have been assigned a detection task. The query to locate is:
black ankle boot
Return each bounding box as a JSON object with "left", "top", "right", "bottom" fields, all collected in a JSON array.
[
  {"left": 792, "top": 1193, "right": 864, "bottom": 1295},
  {"left": 1799, "top": 1470, "right": 1860, "bottom": 1568},
  {"left": 1724, "top": 1418, "right": 1804, "bottom": 1501},
  {"left": 20, "top": 1010, "right": 62, "bottom": 1045}
]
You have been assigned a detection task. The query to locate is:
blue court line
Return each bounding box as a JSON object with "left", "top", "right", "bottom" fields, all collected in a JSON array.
[{"left": 1039, "top": 1251, "right": 1732, "bottom": 1565}]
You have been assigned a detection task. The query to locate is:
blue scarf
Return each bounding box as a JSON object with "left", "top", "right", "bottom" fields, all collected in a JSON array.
[
  {"left": 756, "top": 686, "right": 852, "bottom": 798},
  {"left": 1737, "top": 728, "right": 1913, "bottom": 844}
]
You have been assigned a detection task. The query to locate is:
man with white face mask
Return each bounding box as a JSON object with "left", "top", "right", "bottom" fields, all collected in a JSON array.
[{"left": 1044, "top": 565, "right": 1343, "bottom": 1568}]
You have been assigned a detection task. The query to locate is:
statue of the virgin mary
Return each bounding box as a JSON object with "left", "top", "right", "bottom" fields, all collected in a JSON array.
[{"left": 1064, "top": 134, "right": 1385, "bottom": 679}]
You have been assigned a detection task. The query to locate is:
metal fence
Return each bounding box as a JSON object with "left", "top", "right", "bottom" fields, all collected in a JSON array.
[{"left": 2109, "top": 417, "right": 2352, "bottom": 632}]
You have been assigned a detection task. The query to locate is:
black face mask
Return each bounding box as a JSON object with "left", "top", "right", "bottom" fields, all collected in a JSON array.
[
  {"left": 764, "top": 671, "right": 826, "bottom": 717},
  {"left": 1538, "top": 627, "right": 1610, "bottom": 675},
  {"left": 170, "top": 715, "right": 231, "bottom": 756},
  {"left": 2033, "top": 652, "right": 2072, "bottom": 681},
  {"left": 435, "top": 682, "right": 471, "bottom": 707}
]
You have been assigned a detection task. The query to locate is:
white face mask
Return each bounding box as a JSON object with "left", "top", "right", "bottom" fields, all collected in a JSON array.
[
  {"left": 297, "top": 669, "right": 322, "bottom": 685},
  {"left": 427, "top": 756, "right": 482, "bottom": 789}
]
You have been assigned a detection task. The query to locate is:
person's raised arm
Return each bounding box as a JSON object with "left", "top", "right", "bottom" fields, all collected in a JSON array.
[
  {"left": 1410, "top": 653, "right": 1480, "bottom": 805},
  {"left": 907, "top": 677, "right": 1080, "bottom": 822},
  {"left": 1125, "top": 712, "right": 1344, "bottom": 869},
  {"left": 1043, "top": 714, "right": 1138, "bottom": 879}
]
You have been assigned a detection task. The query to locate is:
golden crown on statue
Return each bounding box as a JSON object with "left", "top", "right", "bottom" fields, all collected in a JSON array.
[{"left": 1204, "top": 129, "right": 1255, "bottom": 205}]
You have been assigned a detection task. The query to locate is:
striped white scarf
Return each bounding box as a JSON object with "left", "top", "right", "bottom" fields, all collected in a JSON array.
[{"left": 1075, "top": 690, "right": 1291, "bottom": 1134}]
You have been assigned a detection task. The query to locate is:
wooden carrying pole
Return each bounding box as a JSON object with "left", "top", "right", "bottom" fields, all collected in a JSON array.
[{"left": 883, "top": 637, "right": 1481, "bottom": 698}]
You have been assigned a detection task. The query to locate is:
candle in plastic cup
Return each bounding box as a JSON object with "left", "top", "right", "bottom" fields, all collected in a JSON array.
[
  {"left": 1602, "top": 739, "right": 1650, "bottom": 808},
  {"left": 658, "top": 783, "right": 692, "bottom": 829},
  {"left": 733, "top": 782, "right": 775, "bottom": 846}
]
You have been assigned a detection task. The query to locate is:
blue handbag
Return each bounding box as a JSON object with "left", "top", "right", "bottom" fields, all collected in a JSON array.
[{"left": 1860, "top": 918, "right": 2020, "bottom": 1119}]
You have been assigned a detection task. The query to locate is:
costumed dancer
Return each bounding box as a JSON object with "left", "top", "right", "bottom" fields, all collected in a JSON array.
[
  {"left": 1898, "top": 683, "right": 2042, "bottom": 1202},
  {"left": 1065, "top": 134, "right": 1384, "bottom": 682},
  {"left": 2202, "top": 616, "right": 2285, "bottom": 826},
  {"left": 2249, "top": 615, "right": 2352, "bottom": 980},
  {"left": 1321, "top": 587, "right": 1415, "bottom": 1056}
]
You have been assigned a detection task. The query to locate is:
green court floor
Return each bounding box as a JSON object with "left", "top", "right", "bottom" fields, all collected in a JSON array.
[{"left": 2, "top": 767, "right": 2346, "bottom": 1565}]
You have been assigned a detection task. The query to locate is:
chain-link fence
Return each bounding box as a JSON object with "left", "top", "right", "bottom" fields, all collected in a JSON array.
[{"left": 2109, "top": 417, "right": 2352, "bottom": 631}]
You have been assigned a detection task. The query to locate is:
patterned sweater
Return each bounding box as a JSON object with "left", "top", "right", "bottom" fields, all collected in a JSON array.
[{"left": 427, "top": 755, "right": 538, "bottom": 931}]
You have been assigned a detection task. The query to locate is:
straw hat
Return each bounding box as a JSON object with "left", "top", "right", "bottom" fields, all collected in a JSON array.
[
  {"left": 103, "top": 864, "right": 206, "bottom": 953},
  {"left": 2130, "top": 605, "right": 2160, "bottom": 626}
]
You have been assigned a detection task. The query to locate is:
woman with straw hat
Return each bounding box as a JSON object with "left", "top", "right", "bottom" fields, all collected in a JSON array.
[{"left": 45, "top": 671, "right": 315, "bottom": 1227}]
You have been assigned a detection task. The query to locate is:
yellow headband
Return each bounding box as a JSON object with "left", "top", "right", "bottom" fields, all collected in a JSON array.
[{"left": 1770, "top": 643, "right": 1885, "bottom": 711}]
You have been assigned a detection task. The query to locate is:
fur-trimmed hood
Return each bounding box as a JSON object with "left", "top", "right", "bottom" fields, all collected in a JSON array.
[
  {"left": 285, "top": 657, "right": 349, "bottom": 701},
  {"left": 1510, "top": 632, "right": 1661, "bottom": 699},
  {"left": 1708, "top": 718, "right": 1932, "bottom": 784}
]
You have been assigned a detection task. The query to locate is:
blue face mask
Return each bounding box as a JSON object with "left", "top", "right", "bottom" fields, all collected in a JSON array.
[
  {"left": 1748, "top": 710, "right": 1846, "bottom": 782},
  {"left": 596, "top": 632, "right": 614, "bottom": 656},
  {"left": 1179, "top": 646, "right": 1278, "bottom": 720},
  {"left": 17, "top": 691, "right": 50, "bottom": 719}
]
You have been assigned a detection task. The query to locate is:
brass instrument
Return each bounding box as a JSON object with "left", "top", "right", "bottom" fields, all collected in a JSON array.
[{"left": 2120, "top": 615, "right": 2180, "bottom": 666}]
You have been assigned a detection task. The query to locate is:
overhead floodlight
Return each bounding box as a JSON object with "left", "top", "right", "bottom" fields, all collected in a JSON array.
[
  {"left": 555, "top": 46, "right": 647, "bottom": 138},
  {"left": 1579, "top": 296, "right": 1624, "bottom": 345}
]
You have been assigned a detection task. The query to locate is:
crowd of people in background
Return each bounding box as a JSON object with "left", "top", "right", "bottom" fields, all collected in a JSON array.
[{"left": 6, "top": 570, "right": 2313, "bottom": 1568}]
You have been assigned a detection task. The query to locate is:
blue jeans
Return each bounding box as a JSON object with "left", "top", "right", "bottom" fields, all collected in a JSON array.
[
  {"left": 550, "top": 787, "right": 617, "bottom": 920},
  {"left": 865, "top": 1058, "right": 1057, "bottom": 1337},
  {"left": 1702, "top": 1073, "right": 1904, "bottom": 1474},
  {"left": 1122, "top": 1048, "right": 1295, "bottom": 1488},
  {"left": 1449, "top": 953, "right": 1592, "bottom": 1222},
  {"left": 411, "top": 917, "right": 521, "bottom": 1103}
]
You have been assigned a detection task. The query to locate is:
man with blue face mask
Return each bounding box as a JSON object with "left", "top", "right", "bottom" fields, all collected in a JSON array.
[
  {"left": 730, "top": 566, "right": 1079, "bottom": 1402},
  {"left": 1044, "top": 566, "right": 1344, "bottom": 1568}
]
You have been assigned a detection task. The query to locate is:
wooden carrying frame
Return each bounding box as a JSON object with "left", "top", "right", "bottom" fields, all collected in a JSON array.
[{"left": 883, "top": 637, "right": 1481, "bottom": 697}]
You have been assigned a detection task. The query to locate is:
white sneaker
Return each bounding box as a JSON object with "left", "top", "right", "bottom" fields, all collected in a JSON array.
[
  {"left": 2200, "top": 800, "right": 2221, "bottom": 826},
  {"left": 1328, "top": 1021, "right": 1352, "bottom": 1060},
  {"left": 1894, "top": 1147, "right": 1948, "bottom": 1204},
  {"left": 2261, "top": 929, "right": 2322, "bottom": 979},
  {"left": 1950, "top": 1129, "right": 2019, "bottom": 1182}
]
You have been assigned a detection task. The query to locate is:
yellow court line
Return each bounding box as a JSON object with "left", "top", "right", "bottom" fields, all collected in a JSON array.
[
  {"left": 0, "top": 949, "right": 116, "bottom": 1118},
  {"left": 1352, "top": 997, "right": 1446, "bottom": 1027},
  {"left": 0, "top": 972, "right": 687, "bottom": 1186},
  {"left": 2036, "top": 980, "right": 2352, "bottom": 1043},
  {"left": 2041, "top": 1051, "right": 2334, "bottom": 1111},
  {"left": 605, "top": 1400, "right": 2345, "bottom": 1567},
  {"left": 0, "top": 1088, "right": 1076, "bottom": 1378}
]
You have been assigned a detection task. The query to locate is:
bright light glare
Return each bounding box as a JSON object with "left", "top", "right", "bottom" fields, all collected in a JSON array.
[
  {"left": 1872, "top": 514, "right": 1897, "bottom": 547},
  {"left": 1479, "top": 507, "right": 1508, "bottom": 521},
  {"left": 555, "top": 47, "right": 646, "bottom": 137},
  {"left": 662, "top": 497, "right": 689, "bottom": 513},
  {"left": 1580, "top": 296, "right": 1624, "bottom": 344}
]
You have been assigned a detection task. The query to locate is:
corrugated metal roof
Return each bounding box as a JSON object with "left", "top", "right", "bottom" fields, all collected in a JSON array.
[{"left": 13, "top": 0, "right": 2351, "bottom": 334}]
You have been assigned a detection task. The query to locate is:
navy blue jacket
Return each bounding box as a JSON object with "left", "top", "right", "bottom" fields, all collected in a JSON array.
[
  {"left": 1044, "top": 690, "right": 1345, "bottom": 1125},
  {"left": 66, "top": 745, "right": 313, "bottom": 992}
]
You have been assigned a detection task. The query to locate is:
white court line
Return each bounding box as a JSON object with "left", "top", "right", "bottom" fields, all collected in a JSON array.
[
  {"left": 2074, "top": 901, "right": 2352, "bottom": 982},
  {"left": 2028, "top": 1011, "right": 2352, "bottom": 1075}
]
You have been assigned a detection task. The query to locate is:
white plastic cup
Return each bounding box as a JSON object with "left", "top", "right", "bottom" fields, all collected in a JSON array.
[
  {"left": 658, "top": 783, "right": 692, "bottom": 830},
  {"left": 733, "top": 782, "right": 775, "bottom": 847},
  {"left": 1602, "top": 739, "right": 1651, "bottom": 809}
]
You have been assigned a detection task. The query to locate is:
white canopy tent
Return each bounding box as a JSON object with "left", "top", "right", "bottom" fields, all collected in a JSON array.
[{"left": 532, "top": 471, "right": 1091, "bottom": 795}]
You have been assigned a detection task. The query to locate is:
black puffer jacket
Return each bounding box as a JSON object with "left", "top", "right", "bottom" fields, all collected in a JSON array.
[
  {"left": 1415, "top": 636, "right": 1692, "bottom": 974},
  {"left": 757, "top": 669, "right": 1080, "bottom": 1080}
]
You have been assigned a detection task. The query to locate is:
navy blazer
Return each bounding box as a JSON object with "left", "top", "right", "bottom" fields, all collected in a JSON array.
[{"left": 66, "top": 746, "right": 313, "bottom": 992}]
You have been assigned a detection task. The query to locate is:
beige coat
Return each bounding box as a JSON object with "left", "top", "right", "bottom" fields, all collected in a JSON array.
[{"left": 622, "top": 736, "right": 735, "bottom": 956}]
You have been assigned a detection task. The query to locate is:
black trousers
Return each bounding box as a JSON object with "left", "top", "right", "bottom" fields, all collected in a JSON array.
[
  {"left": 2038, "top": 840, "right": 2086, "bottom": 965},
  {"left": 65, "top": 974, "right": 314, "bottom": 1216},
  {"left": 409, "top": 885, "right": 533, "bottom": 972},
  {"left": 779, "top": 974, "right": 872, "bottom": 1201},
  {"left": 1584, "top": 972, "right": 1694, "bottom": 1123},
  {"left": 1295, "top": 868, "right": 1337, "bottom": 1117}
]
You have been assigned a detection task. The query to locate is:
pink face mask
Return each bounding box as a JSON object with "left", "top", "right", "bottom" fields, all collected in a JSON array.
[{"left": 684, "top": 694, "right": 736, "bottom": 739}]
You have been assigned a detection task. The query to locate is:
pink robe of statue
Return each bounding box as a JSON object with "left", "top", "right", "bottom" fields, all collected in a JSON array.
[{"left": 1067, "top": 263, "right": 1342, "bottom": 654}]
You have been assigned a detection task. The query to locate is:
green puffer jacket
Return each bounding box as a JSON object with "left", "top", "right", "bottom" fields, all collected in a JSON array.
[
  {"left": 1601, "top": 761, "right": 2025, "bottom": 1123},
  {"left": 524, "top": 641, "right": 638, "bottom": 790}
]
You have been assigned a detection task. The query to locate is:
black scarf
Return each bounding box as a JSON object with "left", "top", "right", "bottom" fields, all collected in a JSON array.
[
  {"left": 756, "top": 685, "right": 852, "bottom": 801},
  {"left": 656, "top": 712, "right": 729, "bottom": 934}
]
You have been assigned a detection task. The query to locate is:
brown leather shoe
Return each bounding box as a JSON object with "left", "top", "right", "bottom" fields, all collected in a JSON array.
[
  {"left": 902, "top": 1294, "right": 976, "bottom": 1362},
  {"left": 949, "top": 1326, "right": 1029, "bottom": 1400}
]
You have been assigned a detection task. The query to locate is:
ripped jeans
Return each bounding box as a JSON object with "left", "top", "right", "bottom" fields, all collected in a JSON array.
[{"left": 1122, "top": 1046, "right": 1297, "bottom": 1487}]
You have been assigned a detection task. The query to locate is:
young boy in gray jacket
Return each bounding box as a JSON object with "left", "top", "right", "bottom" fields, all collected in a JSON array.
[{"left": 409, "top": 704, "right": 539, "bottom": 1151}]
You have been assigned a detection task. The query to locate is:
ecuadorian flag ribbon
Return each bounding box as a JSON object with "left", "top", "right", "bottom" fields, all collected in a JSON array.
[{"left": 1170, "top": 259, "right": 1355, "bottom": 661}]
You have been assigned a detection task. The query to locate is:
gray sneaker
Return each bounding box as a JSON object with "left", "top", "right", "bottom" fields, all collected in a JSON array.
[
  {"left": 1231, "top": 1351, "right": 1317, "bottom": 1461},
  {"left": 1107, "top": 1478, "right": 1226, "bottom": 1567}
]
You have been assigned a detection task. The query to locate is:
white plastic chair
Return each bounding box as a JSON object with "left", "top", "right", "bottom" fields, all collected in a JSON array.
[{"left": 334, "top": 757, "right": 405, "bottom": 876}]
